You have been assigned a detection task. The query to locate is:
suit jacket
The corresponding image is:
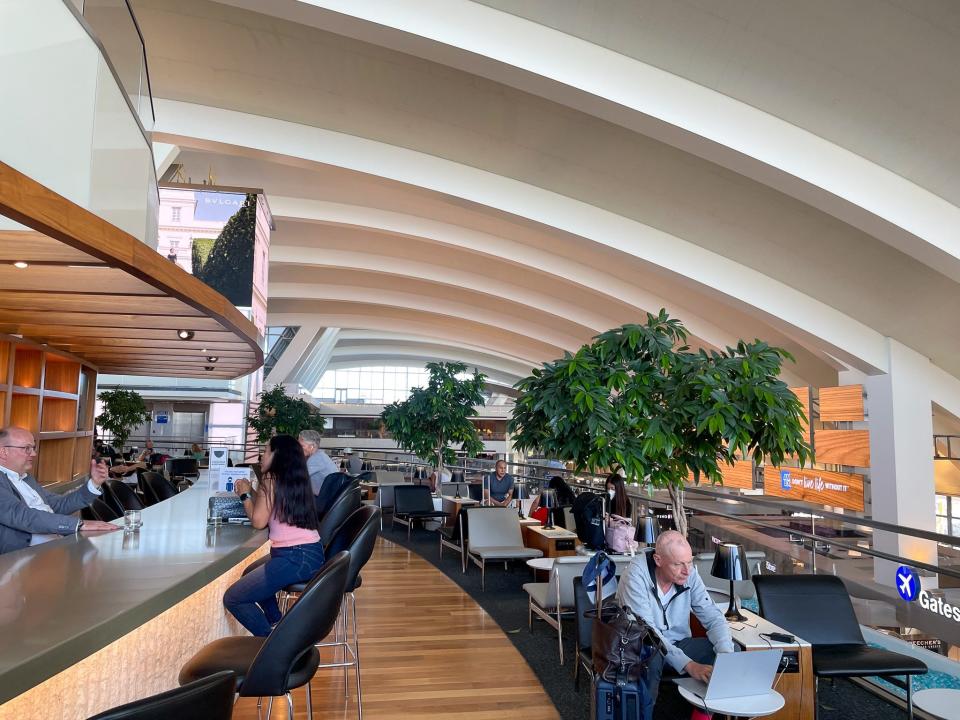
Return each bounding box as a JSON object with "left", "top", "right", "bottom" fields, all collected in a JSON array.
[{"left": 0, "top": 472, "right": 98, "bottom": 555}]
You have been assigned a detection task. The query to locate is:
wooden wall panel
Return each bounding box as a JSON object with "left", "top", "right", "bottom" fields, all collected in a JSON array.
[
  {"left": 815, "top": 429, "right": 870, "bottom": 467},
  {"left": 819, "top": 385, "right": 865, "bottom": 422},
  {"left": 763, "top": 466, "right": 865, "bottom": 511},
  {"left": 721, "top": 460, "right": 754, "bottom": 489},
  {"left": 789, "top": 386, "right": 812, "bottom": 443}
]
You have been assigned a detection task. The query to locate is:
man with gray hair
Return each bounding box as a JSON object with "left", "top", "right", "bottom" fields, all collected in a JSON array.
[
  {"left": 616, "top": 529, "right": 734, "bottom": 706},
  {"left": 298, "top": 430, "right": 337, "bottom": 495}
]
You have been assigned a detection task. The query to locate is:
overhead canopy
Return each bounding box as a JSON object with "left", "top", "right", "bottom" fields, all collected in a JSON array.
[{"left": 0, "top": 161, "right": 263, "bottom": 379}]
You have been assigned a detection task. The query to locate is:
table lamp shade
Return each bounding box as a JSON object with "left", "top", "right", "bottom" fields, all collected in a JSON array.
[
  {"left": 636, "top": 515, "right": 659, "bottom": 545},
  {"left": 711, "top": 543, "right": 750, "bottom": 581},
  {"left": 712, "top": 542, "right": 750, "bottom": 621},
  {"left": 540, "top": 488, "right": 557, "bottom": 528}
]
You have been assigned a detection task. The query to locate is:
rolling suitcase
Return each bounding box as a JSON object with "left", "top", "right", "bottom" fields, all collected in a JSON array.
[{"left": 585, "top": 552, "right": 655, "bottom": 720}]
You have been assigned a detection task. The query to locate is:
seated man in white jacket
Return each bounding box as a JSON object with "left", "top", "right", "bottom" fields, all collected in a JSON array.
[{"left": 616, "top": 530, "right": 734, "bottom": 705}]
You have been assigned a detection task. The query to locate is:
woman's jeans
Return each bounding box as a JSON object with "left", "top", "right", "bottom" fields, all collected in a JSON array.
[{"left": 224, "top": 540, "right": 326, "bottom": 637}]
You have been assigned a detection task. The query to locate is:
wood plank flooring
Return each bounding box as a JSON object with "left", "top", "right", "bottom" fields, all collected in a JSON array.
[{"left": 233, "top": 537, "right": 560, "bottom": 719}]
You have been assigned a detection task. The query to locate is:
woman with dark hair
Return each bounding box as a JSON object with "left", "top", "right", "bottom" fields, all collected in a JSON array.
[
  {"left": 529, "top": 475, "right": 577, "bottom": 524},
  {"left": 605, "top": 473, "right": 633, "bottom": 519},
  {"left": 224, "top": 434, "right": 325, "bottom": 636}
]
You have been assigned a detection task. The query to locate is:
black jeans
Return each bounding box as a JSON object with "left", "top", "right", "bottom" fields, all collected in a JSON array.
[{"left": 646, "top": 636, "right": 717, "bottom": 704}]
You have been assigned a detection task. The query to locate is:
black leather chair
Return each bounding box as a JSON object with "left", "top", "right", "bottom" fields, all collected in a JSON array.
[
  {"left": 140, "top": 472, "right": 177, "bottom": 506},
  {"left": 82, "top": 497, "right": 122, "bottom": 522},
  {"left": 179, "top": 552, "right": 350, "bottom": 719},
  {"left": 279, "top": 507, "right": 382, "bottom": 719},
  {"left": 754, "top": 574, "right": 927, "bottom": 718},
  {"left": 164, "top": 457, "right": 200, "bottom": 485},
  {"left": 318, "top": 487, "right": 362, "bottom": 551},
  {"left": 87, "top": 670, "right": 235, "bottom": 720},
  {"left": 392, "top": 485, "right": 448, "bottom": 539},
  {"left": 355, "top": 471, "right": 376, "bottom": 483},
  {"left": 316, "top": 473, "right": 356, "bottom": 517},
  {"left": 103, "top": 479, "right": 145, "bottom": 513}
]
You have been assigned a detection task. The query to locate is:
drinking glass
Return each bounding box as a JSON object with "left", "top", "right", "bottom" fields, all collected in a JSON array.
[{"left": 123, "top": 509, "right": 142, "bottom": 532}]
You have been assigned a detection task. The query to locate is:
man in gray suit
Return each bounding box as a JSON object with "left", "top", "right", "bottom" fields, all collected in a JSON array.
[{"left": 0, "top": 426, "right": 119, "bottom": 555}]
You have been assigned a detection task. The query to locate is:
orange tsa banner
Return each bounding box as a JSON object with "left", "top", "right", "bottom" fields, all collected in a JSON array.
[{"left": 762, "top": 466, "right": 865, "bottom": 511}]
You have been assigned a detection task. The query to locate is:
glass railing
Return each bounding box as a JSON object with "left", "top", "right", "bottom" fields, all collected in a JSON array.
[
  {"left": 336, "top": 448, "right": 960, "bottom": 703},
  {"left": 80, "top": 0, "right": 154, "bottom": 131}
]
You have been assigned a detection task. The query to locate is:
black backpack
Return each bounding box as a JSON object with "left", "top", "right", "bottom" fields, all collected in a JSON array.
[{"left": 572, "top": 491, "right": 606, "bottom": 549}]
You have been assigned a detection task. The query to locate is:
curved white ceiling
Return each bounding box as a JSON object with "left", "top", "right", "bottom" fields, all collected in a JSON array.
[{"left": 131, "top": 0, "right": 960, "bottom": 409}]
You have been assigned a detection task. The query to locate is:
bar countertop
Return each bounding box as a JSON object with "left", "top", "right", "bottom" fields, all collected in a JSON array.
[{"left": 0, "top": 477, "right": 267, "bottom": 704}]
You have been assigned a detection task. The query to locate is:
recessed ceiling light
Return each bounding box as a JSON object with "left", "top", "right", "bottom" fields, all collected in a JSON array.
[
  {"left": 200, "top": 348, "right": 208, "bottom": 353},
  {"left": 13, "top": 261, "right": 28, "bottom": 269},
  {"left": 177, "top": 330, "right": 195, "bottom": 340},
  {"left": 206, "top": 356, "right": 219, "bottom": 363},
  {"left": 204, "top": 365, "right": 215, "bottom": 371}
]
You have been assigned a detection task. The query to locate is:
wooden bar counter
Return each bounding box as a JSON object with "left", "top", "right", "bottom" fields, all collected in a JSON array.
[{"left": 0, "top": 475, "right": 268, "bottom": 719}]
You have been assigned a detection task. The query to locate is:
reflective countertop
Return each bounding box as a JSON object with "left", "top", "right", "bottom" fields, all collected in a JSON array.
[{"left": 0, "top": 476, "right": 266, "bottom": 703}]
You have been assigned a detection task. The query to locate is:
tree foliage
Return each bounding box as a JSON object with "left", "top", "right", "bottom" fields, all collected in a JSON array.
[
  {"left": 191, "top": 237, "right": 215, "bottom": 276},
  {"left": 380, "top": 362, "right": 487, "bottom": 471},
  {"left": 508, "top": 310, "right": 812, "bottom": 535},
  {"left": 96, "top": 389, "right": 151, "bottom": 448},
  {"left": 247, "top": 385, "right": 326, "bottom": 444},
  {"left": 194, "top": 194, "right": 256, "bottom": 306}
]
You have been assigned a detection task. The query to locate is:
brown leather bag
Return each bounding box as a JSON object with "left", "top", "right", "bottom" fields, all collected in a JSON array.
[{"left": 591, "top": 604, "right": 651, "bottom": 682}]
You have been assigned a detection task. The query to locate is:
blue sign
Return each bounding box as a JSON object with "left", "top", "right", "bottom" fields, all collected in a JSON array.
[
  {"left": 155, "top": 415, "right": 168, "bottom": 425},
  {"left": 780, "top": 470, "right": 792, "bottom": 490},
  {"left": 896, "top": 566, "right": 920, "bottom": 602},
  {"left": 193, "top": 191, "right": 245, "bottom": 222}
]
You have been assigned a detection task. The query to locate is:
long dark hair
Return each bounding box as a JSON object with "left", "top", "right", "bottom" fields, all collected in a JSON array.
[
  {"left": 265, "top": 434, "right": 318, "bottom": 530},
  {"left": 547, "top": 475, "right": 576, "bottom": 506},
  {"left": 605, "top": 473, "right": 632, "bottom": 518}
]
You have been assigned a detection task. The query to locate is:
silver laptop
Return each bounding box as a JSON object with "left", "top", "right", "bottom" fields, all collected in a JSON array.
[{"left": 674, "top": 649, "right": 782, "bottom": 701}]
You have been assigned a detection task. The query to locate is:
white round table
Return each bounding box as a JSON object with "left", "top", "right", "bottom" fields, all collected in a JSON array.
[
  {"left": 677, "top": 687, "right": 784, "bottom": 718},
  {"left": 914, "top": 689, "right": 960, "bottom": 720},
  {"left": 526, "top": 557, "right": 555, "bottom": 572}
]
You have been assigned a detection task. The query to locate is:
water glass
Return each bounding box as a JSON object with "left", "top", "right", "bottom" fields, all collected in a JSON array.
[
  {"left": 207, "top": 503, "right": 222, "bottom": 526},
  {"left": 123, "top": 509, "right": 142, "bottom": 532}
]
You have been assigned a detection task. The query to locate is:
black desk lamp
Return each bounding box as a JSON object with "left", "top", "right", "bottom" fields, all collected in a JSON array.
[
  {"left": 541, "top": 488, "right": 557, "bottom": 529},
  {"left": 636, "top": 515, "right": 660, "bottom": 547},
  {"left": 711, "top": 542, "right": 750, "bottom": 622}
]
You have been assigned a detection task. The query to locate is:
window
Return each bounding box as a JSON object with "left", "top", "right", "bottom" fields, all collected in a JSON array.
[
  {"left": 170, "top": 239, "right": 180, "bottom": 247},
  {"left": 936, "top": 494, "right": 958, "bottom": 536},
  {"left": 171, "top": 207, "right": 181, "bottom": 222},
  {"left": 315, "top": 365, "right": 435, "bottom": 405}
]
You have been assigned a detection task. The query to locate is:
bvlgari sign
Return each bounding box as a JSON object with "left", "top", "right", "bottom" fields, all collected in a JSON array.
[{"left": 762, "top": 466, "right": 865, "bottom": 511}]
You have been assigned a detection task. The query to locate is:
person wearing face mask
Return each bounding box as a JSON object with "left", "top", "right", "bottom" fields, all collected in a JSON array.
[{"left": 605, "top": 472, "right": 632, "bottom": 518}]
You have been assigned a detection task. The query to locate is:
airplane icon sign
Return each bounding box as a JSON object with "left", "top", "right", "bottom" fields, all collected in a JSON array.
[{"left": 896, "top": 566, "right": 919, "bottom": 602}]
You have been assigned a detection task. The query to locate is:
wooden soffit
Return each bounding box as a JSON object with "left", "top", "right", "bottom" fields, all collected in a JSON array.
[{"left": 0, "top": 162, "right": 263, "bottom": 379}]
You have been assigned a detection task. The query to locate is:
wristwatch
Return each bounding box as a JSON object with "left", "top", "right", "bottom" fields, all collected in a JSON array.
[{"left": 239, "top": 492, "right": 252, "bottom": 503}]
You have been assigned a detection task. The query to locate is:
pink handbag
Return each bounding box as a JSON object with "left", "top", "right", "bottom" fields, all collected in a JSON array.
[{"left": 604, "top": 514, "right": 637, "bottom": 554}]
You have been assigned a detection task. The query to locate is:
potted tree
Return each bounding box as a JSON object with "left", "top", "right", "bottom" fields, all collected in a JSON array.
[
  {"left": 247, "top": 385, "right": 326, "bottom": 443},
  {"left": 380, "top": 362, "right": 487, "bottom": 479},
  {"left": 508, "top": 310, "right": 811, "bottom": 536},
  {"left": 96, "top": 389, "right": 152, "bottom": 451}
]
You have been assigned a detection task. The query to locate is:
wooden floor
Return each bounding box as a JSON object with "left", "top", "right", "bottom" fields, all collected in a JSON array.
[{"left": 233, "top": 538, "right": 560, "bottom": 719}]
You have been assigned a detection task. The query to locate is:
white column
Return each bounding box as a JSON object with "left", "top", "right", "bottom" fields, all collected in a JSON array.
[{"left": 866, "top": 338, "right": 937, "bottom": 582}]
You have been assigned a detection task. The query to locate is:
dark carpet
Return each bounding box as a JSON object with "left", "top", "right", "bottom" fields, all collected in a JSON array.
[{"left": 379, "top": 522, "right": 906, "bottom": 720}]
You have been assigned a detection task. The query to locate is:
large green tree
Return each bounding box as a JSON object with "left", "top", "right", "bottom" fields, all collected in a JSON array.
[
  {"left": 247, "top": 385, "right": 326, "bottom": 444},
  {"left": 96, "top": 389, "right": 151, "bottom": 449},
  {"left": 195, "top": 194, "right": 256, "bottom": 306},
  {"left": 380, "top": 362, "right": 487, "bottom": 473},
  {"left": 508, "top": 310, "right": 812, "bottom": 536}
]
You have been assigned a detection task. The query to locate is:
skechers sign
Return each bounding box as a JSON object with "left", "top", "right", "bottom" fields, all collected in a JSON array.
[{"left": 897, "top": 566, "right": 960, "bottom": 621}]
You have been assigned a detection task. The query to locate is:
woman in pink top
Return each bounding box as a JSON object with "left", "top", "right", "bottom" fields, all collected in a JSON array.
[{"left": 224, "top": 434, "right": 325, "bottom": 636}]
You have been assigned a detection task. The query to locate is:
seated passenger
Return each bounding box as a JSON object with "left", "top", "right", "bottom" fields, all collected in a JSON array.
[
  {"left": 528, "top": 475, "right": 576, "bottom": 524},
  {"left": 617, "top": 530, "right": 734, "bottom": 709},
  {"left": 605, "top": 472, "right": 633, "bottom": 519},
  {"left": 297, "top": 430, "right": 337, "bottom": 495},
  {"left": 484, "top": 459, "right": 514, "bottom": 507},
  {"left": 224, "top": 434, "right": 324, "bottom": 637}
]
